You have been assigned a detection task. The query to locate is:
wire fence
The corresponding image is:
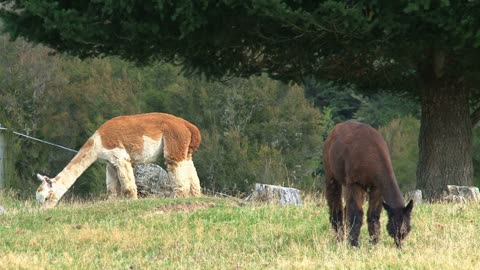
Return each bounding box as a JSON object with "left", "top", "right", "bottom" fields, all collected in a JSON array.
[
  {"left": 0, "top": 127, "right": 78, "bottom": 153},
  {"left": 0, "top": 127, "right": 79, "bottom": 189}
]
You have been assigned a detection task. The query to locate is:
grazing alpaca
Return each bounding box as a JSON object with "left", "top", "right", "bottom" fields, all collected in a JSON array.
[
  {"left": 36, "top": 113, "right": 202, "bottom": 208},
  {"left": 323, "top": 120, "right": 413, "bottom": 248}
]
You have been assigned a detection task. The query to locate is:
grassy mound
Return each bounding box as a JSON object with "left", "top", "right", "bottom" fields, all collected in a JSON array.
[{"left": 1, "top": 192, "right": 479, "bottom": 269}]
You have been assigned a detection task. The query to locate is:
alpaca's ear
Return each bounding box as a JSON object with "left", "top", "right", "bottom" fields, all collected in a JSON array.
[
  {"left": 36, "top": 174, "right": 44, "bottom": 182},
  {"left": 45, "top": 177, "right": 53, "bottom": 186},
  {"left": 37, "top": 174, "right": 53, "bottom": 187},
  {"left": 404, "top": 199, "right": 414, "bottom": 215}
]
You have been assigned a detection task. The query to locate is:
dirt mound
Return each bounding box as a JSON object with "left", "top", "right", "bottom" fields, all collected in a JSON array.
[{"left": 153, "top": 201, "right": 219, "bottom": 213}]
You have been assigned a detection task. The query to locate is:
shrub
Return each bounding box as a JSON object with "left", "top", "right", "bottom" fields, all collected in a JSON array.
[{"left": 378, "top": 116, "right": 420, "bottom": 192}]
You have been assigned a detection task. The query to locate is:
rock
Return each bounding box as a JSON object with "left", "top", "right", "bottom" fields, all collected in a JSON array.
[
  {"left": 133, "top": 164, "right": 174, "bottom": 198},
  {"left": 405, "top": 190, "right": 422, "bottom": 204},
  {"left": 445, "top": 185, "right": 480, "bottom": 203},
  {"left": 443, "top": 194, "right": 467, "bottom": 204},
  {"left": 246, "top": 183, "right": 302, "bottom": 206}
]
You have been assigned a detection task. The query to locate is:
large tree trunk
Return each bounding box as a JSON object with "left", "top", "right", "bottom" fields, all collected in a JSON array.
[{"left": 417, "top": 76, "right": 473, "bottom": 200}]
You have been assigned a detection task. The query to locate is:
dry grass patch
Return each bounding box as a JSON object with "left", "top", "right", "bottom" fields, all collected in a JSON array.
[
  {"left": 1, "top": 192, "right": 480, "bottom": 269},
  {"left": 152, "top": 201, "right": 222, "bottom": 213}
]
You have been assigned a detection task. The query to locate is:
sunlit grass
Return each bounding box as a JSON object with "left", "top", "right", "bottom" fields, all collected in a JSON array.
[{"left": 1, "top": 191, "right": 480, "bottom": 269}]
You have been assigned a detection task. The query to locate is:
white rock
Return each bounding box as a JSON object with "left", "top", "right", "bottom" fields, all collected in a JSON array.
[
  {"left": 133, "top": 164, "right": 174, "bottom": 197},
  {"left": 446, "top": 185, "right": 480, "bottom": 202},
  {"left": 246, "top": 183, "right": 302, "bottom": 206},
  {"left": 405, "top": 190, "right": 422, "bottom": 204}
]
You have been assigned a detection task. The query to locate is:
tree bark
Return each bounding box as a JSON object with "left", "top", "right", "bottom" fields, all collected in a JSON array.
[{"left": 417, "top": 77, "right": 473, "bottom": 200}]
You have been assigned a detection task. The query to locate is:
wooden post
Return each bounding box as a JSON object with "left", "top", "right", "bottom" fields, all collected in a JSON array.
[
  {"left": 0, "top": 128, "right": 5, "bottom": 188},
  {"left": 0, "top": 127, "right": 13, "bottom": 189}
]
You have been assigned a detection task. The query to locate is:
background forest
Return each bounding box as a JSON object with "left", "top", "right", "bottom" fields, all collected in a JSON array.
[{"left": 1, "top": 36, "right": 478, "bottom": 199}]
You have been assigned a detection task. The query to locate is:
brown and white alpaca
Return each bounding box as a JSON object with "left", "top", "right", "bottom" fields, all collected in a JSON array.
[{"left": 36, "top": 112, "right": 202, "bottom": 208}]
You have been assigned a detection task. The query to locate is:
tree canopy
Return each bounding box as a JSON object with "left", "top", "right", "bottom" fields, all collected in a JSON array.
[
  {"left": 2, "top": 0, "right": 480, "bottom": 199},
  {"left": 0, "top": 1, "right": 479, "bottom": 86}
]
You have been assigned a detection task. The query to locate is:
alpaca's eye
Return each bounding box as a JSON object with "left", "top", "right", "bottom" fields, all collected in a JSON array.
[{"left": 44, "top": 197, "right": 49, "bottom": 202}]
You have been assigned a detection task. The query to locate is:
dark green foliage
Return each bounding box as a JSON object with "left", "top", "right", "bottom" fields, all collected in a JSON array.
[
  {"left": 0, "top": 37, "right": 59, "bottom": 195},
  {"left": 305, "top": 80, "right": 419, "bottom": 129},
  {"left": 305, "top": 80, "right": 360, "bottom": 123},
  {"left": 353, "top": 92, "right": 419, "bottom": 128},
  {"left": 379, "top": 116, "right": 420, "bottom": 192},
  {"left": 472, "top": 128, "right": 480, "bottom": 187},
  {"left": 1, "top": 1, "right": 479, "bottom": 87}
]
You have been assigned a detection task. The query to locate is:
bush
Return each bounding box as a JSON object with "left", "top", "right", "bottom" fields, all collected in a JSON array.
[
  {"left": 472, "top": 128, "right": 480, "bottom": 187},
  {"left": 378, "top": 116, "right": 420, "bottom": 192}
]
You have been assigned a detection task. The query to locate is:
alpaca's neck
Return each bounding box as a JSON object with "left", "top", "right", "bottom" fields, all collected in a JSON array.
[
  {"left": 381, "top": 171, "right": 405, "bottom": 208},
  {"left": 54, "top": 137, "right": 99, "bottom": 195}
]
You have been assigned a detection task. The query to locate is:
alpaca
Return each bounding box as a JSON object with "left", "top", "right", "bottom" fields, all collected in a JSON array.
[
  {"left": 36, "top": 112, "right": 202, "bottom": 208},
  {"left": 323, "top": 120, "right": 413, "bottom": 248}
]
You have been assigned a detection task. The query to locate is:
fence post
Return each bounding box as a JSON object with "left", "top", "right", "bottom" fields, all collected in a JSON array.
[
  {"left": 0, "top": 127, "right": 5, "bottom": 188},
  {"left": 0, "top": 126, "right": 13, "bottom": 189}
]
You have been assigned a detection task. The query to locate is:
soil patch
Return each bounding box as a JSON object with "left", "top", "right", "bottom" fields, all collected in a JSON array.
[
  {"left": 153, "top": 201, "right": 219, "bottom": 214},
  {"left": 152, "top": 199, "right": 244, "bottom": 214}
]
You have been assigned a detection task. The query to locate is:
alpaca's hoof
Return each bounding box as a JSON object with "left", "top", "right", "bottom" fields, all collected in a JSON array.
[
  {"left": 349, "top": 239, "right": 360, "bottom": 247},
  {"left": 123, "top": 188, "right": 138, "bottom": 199}
]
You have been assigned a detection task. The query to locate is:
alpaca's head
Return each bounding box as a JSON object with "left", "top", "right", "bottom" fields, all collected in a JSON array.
[
  {"left": 36, "top": 174, "right": 65, "bottom": 209},
  {"left": 383, "top": 200, "right": 414, "bottom": 248}
]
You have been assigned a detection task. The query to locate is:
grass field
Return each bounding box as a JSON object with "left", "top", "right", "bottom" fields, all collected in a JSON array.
[{"left": 1, "top": 192, "right": 480, "bottom": 270}]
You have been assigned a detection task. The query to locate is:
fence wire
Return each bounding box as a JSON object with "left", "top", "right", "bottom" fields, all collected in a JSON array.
[{"left": 0, "top": 127, "right": 78, "bottom": 153}]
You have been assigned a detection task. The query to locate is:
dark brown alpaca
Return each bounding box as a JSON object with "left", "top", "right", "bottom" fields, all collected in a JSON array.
[{"left": 323, "top": 120, "right": 413, "bottom": 248}]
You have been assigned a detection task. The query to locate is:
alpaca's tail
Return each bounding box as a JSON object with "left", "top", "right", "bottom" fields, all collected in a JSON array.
[{"left": 183, "top": 120, "right": 201, "bottom": 158}]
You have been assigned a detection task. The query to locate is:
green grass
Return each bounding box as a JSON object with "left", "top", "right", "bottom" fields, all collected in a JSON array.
[{"left": 1, "top": 192, "right": 480, "bottom": 270}]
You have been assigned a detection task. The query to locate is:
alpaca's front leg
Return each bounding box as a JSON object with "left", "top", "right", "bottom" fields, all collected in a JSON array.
[
  {"left": 117, "top": 162, "right": 138, "bottom": 199},
  {"left": 111, "top": 152, "right": 138, "bottom": 200}
]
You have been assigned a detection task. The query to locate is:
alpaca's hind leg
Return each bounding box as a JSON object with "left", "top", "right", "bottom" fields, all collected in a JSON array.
[
  {"left": 367, "top": 188, "right": 382, "bottom": 244},
  {"left": 169, "top": 159, "right": 202, "bottom": 197},
  {"left": 106, "top": 163, "right": 121, "bottom": 199},
  {"left": 163, "top": 135, "right": 192, "bottom": 197},
  {"left": 188, "top": 161, "right": 202, "bottom": 197},
  {"left": 326, "top": 177, "right": 344, "bottom": 241},
  {"left": 167, "top": 160, "right": 192, "bottom": 197},
  {"left": 346, "top": 184, "right": 365, "bottom": 247}
]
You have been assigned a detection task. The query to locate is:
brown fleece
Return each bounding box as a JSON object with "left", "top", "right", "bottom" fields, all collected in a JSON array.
[
  {"left": 323, "top": 120, "right": 412, "bottom": 247},
  {"left": 180, "top": 119, "right": 201, "bottom": 158},
  {"left": 97, "top": 113, "right": 200, "bottom": 164}
]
